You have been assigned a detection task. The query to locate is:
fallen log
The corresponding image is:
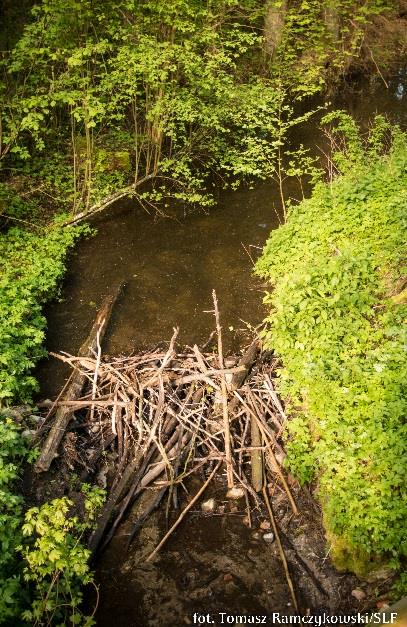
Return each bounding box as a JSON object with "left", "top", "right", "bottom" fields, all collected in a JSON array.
[{"left": 34, "top": 284, "right": 123, "bottom": 473}]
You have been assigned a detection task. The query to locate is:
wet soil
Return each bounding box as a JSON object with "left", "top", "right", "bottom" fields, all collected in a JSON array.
[{"left": 94, "top": 477, "right": 362, "bottom": 627}]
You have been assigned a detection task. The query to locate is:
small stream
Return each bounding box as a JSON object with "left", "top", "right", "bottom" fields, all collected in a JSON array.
[
  {"left": 36, "top": 71, "right": 406, "bottom": 626},
  {"left": 38, "top": 179, "right": 283, "bottom": 398}
]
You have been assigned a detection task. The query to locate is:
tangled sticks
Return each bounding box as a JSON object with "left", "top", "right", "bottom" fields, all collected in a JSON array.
[{"left": 35, "top": 292, "right": 298, "bottom": 606}]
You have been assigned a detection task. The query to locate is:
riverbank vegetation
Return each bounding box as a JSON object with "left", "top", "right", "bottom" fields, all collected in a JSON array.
[
  {"left": 265, "top": 0, "right": 407, "bottom": 95},
  {"left": 256, "top": 114, "right": 407, "bottom": 580},
  {"left": 0, "top": 415, "right": 103, "bottom": 625}
]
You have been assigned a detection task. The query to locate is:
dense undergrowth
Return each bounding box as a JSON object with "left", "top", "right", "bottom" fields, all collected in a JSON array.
[
  {"left": 256, "top": 114, "right": 407, "bottom": 579},
  {"left": 0, "top": 219, "right": 86, "bottom": 402},
  {"left": 0, "top": 217, "right": 103, "bottom": 624},
  {"left": 0, "top": 413, "right": 104, "bottom": 625},
  {"left": 0, "top": 1, "right": 405, "bottom": 622},
  {"left": 266, "top": 0, "right": 404, "bottom": 96}
]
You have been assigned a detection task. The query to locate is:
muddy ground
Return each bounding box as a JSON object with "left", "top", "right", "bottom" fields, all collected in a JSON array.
[{"left": 92, "top": 473, "right": 381, "bottom": 627}]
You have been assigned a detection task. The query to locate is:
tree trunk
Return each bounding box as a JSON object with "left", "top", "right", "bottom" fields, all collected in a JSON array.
[
  {"left": 324, "top": 1, "right": 340, "bottom": 41},
  {"left": 264, "top": 0, "right": 288, "bottom": 57}
]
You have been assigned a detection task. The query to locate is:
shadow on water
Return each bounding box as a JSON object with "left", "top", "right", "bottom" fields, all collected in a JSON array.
[{"left": 37, "top": 179, "right": 286, "bottom": 397}]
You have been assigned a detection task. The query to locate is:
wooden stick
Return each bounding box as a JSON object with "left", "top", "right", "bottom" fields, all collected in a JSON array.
[
  {"left": 250, "top": 409, "right": 263, "bottom": 492},
  {"left": 233, "top": 390, "right": 298, "bottom": 516},
  {"left": 35, "top": 284, "right": 123, "bottom": 472},
  {"left": 146, "top": 461, "right": 221, "bottom": 562},
  {"left": 230, "top": 340, "right": 259, "bottom": 391},
  {"left": 262, "top": 485, "right": 298, "bottom": 612},
  {"left": 142, "top": 327, "right": 178, "bottom": 388},
  {"left": 89, "top": 328, "right": 102, "bottom": 423},
  {"left": 212, "top": 290, "right": 234, "bottom": 489},
  {"left": 192, "top": 344, "right": 209, "bottom": 374},
  {"left": 264, "top": 375, "right": 287, "bottom": 422}
]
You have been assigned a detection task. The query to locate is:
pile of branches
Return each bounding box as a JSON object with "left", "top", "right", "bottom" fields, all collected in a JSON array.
[{"left": 34, "top": 291, "right": 299, "bottom": 606}]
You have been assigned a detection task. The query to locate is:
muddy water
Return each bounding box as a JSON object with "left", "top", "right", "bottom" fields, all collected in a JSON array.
[
  {"left": 38, "top": 70, "right": 406, "bottom": 398},
  {"left": 37, "top": 180, "right": 285, "bottom": 397}
]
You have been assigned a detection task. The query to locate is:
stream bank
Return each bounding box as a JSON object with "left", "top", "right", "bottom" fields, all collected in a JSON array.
[{"left": 37, "top": 66, "right": 407, "bottom": 401}]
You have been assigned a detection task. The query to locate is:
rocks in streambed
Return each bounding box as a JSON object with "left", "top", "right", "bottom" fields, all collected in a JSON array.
[
  {"left": 351, "top": 589, "right": 366, "bottom": 601},
  {"left": 226, "top": 486, "right": 245, "bottom": 500},
  {"left": 201, "top": 498, "right": 216, "bottom": 513}
]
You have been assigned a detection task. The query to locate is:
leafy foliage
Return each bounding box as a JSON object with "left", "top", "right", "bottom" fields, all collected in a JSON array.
[
  {"left": 0, "top": 413, "right": 104, "bottom": 625},
  {"left": 266, "top": 0, "right": 396, "bottom": 96},
  {"left": 0, "top": 0, "right": 313, "bottom": 212},
  {"left": 0, "top": 416, "right": 31, "bottom": 622},
  {"left": 0, "top": 217, "right": 87, "bottom": 403},
  {"left": 20, "top": 487, "right": 104, "bottom": 626},
  {"left": 256, "top": 116, "right": 407, "bottom": 574}
]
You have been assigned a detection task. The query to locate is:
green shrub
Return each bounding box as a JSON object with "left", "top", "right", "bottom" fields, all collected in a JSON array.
[
  {"left": 256, "top": 116, "right": 407, "bottom": 575},
  {"left": 20, "top": 486, "right": 104, "bottom": 626},
  {"left": 0, "top": 217, "right": 87, "bottom": 403},
  {"left": 0, "top": 416, "right": 31, "bottom": 622},
  {"left": 0, "top": 412, "right": 104, "bottom": 625}
]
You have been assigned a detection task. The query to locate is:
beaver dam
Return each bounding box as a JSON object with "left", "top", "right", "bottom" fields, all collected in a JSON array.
[{"left": 28, "top": 285, "right": 390, "bottom": 626}]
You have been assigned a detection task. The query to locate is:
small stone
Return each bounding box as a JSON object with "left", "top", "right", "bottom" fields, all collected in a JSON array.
[
  {"left": 223, "top": 573, "right": 233, "bottom": 582},
  {"left": 226, "top": 487, "right": 245, "bottom": 500},
  {"left": 262, "top": 532, "right": 275, "bottom": 543},
  {"left": 29, "top": 414, "right": 41, "bottom": 423},
  {"left": 351, "top": 589, "right": 366, "bottom": 601},
  {"left": 260, "top": 520, "right": 271, "bottom": 530},
  {"left": 377, "top": 601, "right": 390, "bottom": 610},
  {"left": 91, "top": 424, "right": 100, "bottom": 433},
  {"left": 242, "top": 516, "right": 250, "bottom": 526},
  {"left": 201, "top": 498, "right": 216, "bottom": 513},
  {"left": 21, "top": 429, "right": 35, "bottom": 439}
]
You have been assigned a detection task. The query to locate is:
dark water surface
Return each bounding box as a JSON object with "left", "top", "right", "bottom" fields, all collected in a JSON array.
[{"left": 37, "top": 180, "right": 284, "bottom": 397}]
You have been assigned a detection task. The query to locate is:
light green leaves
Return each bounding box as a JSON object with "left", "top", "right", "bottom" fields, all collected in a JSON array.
[{"left": 256, "top": 119, "right": 407, "bottom": 574}]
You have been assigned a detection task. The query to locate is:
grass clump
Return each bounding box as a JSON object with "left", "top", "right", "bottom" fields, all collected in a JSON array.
[{"left": 256, "top": 114, "right": 407, "bottom": 577}]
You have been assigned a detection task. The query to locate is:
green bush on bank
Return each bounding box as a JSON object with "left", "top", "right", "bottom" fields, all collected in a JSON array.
[
  {"left": 0, "top": 417, "right": 31, "bottom": 622},
  {"left": 0, "top": 412, "right": 104, "bottom": 624},
  {"left": 256, "top": 115, "right": 407, "bottom": 576},
  {"left": 0, "top": 217, "right": 87, "bottom": 403}
]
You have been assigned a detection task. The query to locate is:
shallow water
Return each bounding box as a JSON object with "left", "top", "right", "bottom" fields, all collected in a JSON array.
[{"left": 37, "top": 179, "right": 286, "bottom": 397}]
